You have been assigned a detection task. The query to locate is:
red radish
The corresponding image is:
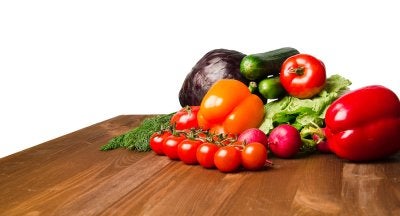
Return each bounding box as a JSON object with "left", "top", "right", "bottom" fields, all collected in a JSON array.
[
  {"left": 238, "top": 128, "right": 268, "bottom": 148},
  {"left": 268, "top": 124, "right": 302, "bottom": 158},
  {"left": 316, "top": 140, "right": 330, "bottom": 153},
  {"left": 312, "top": 128, "right": 331, "bottom": 153}
]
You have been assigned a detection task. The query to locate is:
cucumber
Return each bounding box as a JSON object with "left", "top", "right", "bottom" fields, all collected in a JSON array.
[{"left": 240, "top": 47, "right": 300, "bottom": 81}]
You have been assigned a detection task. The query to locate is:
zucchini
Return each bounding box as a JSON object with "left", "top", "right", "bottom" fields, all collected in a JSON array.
[{"left": 240, "top": 47, "right": 300, "bottom": 81}]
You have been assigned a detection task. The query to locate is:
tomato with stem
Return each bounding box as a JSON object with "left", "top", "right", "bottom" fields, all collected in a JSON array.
[
  {"left": 170, "top": 106, "right": 200, "bottom": 130},
  {"left": 149, "top": 130, "right": 172, "bottom": 155},
  {"left": 280, "top": 54, "right": 326, "bottom": 99}
]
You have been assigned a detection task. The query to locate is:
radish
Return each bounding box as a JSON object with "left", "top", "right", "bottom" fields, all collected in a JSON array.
[
  {"left": 312, "top": 128, "right": 331, "bottom": 153},
  {"left": 268, "top": 124, "right": 302, "bottom": 158},
  {"left": 316, "top": 139, "right": 330, "bottom": 153},
  {"left": 238, "top": 128, "right": 268, "bottom": 148}
]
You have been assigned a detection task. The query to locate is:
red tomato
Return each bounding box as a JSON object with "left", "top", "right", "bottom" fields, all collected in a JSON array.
[
  {"left": 214, "top": 146, "right": 242, "bottom": 172},
  {"left": 196, "top": 142, "right": 219, "bottom": 169},
  {"left": 162, "top": 134, "right": 186, "bottom": 160},
  {"left": 280, "top": 54, "right": 326, "bottom": 99},
  {"left": 149, "top": 131, "right": 172, "bottom": 155},
  {"left": 177, "top": 139, "right": 202, "bottom": 165},
  {"left": 241, "top": 142, "right": 267, "bottom": 171},
  {"left": 170, "top": 106, "right": 200, "bottom": 130}
]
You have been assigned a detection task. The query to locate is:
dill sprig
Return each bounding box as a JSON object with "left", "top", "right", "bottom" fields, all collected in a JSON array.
[{"left": 100, "top": 113, "right": 174, "bottom": 152}]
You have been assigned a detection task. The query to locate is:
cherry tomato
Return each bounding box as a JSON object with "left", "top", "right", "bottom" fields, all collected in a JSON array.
[
  {"left": 214, "top": 146, "right": 242, "bottom": 173},
  {"left": 162, "top": 134, "right": 186, "bottom": 160},
  {"left": 177, "top": 139, "right": 202, "bottom": 165},
  {"left": 149, "top": 131, "right": 172, "bottom": 155},
  {"left": 280, "top": 54, "right": 326, "bottom": 99},
  {"left": 196, "top": 142, "right": 219, "bottom": 169},
  {"left": 241, "top": 142, "right": 267, "bottom": 171},
  {"left": 170, "top": 106, "right": 200, "bottom": 130}
]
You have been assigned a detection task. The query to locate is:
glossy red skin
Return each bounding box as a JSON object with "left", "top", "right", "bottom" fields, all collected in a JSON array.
[
  {"left": 241, "top": 142, "right": 267, "bottom": 171},
  {"left": 162, "top": 134, "right": 186, "bottom": 160},
  {"left": 238, "top": 128, "right": 269, "bottom": 148},
  {"left": 177, "top": 139, "right": 202, "bottom": 165},
  {"left": 196, "top": 142, "right": 219, "bottom": 169},
  {"left": 268, "top": 124, "right": 302, "bottom": 158},
  {"left": 149, "top": 131, "right": 172, "bottom": 155},
  {"left": 280, "top": 54, "right": 326, "bottom": 99},
  {"left": 214, "top": 146, "right": 242, "bottom": 173},
  {"left": 325, "top": 85, "right": 400, "bottom": 161},
  {"left": 170, "top": 106, "right": 200, "bottom": 130}
]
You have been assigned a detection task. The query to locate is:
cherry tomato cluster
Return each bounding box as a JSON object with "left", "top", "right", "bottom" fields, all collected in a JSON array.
[
  {"left": 149, "top": 128, "right": 272, "bottom": 173},
  {"left": 151, "top": 105, "right": 272, "bottom": 173}
]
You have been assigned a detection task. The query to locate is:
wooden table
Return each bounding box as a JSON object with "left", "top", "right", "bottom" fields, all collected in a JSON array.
[{"left": 1, "top": 115, "right": 399, "bottom": 216}]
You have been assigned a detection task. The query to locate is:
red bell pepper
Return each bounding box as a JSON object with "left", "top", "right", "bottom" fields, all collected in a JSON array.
[{"left": 325, "top": 85, "right": 400, "bottom": 161}]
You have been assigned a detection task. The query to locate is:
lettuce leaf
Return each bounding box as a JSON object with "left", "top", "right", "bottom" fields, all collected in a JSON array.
[{"left": 259, "top": 74, "right": 352, "bottom": 135}]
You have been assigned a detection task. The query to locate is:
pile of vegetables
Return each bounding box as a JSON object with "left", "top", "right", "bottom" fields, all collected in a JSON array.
[
  {"left": 101, "top": 47, "right": 400, "bottom": 173},
  {"left": 148, "top": 105, "right": 272, "bottom": 172}
]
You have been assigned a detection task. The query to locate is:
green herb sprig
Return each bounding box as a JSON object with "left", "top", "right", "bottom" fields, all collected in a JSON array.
[{"left": 100, "top": 113, "right": 174, "bottom": 152}]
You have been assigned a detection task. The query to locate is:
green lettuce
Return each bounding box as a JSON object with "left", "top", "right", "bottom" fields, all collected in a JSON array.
[{"left": 259, "top": 74, "right": 352, "bottom": 135}]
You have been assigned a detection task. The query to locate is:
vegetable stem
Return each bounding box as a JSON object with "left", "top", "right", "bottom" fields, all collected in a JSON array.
[{"left": 289, "top": 66, "right": 305, "bottom": 75}]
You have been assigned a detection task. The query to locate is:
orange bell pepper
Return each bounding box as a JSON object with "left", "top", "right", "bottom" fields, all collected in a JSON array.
[{"left": 197, "top": 79, "right": 265, "bottom": 135}]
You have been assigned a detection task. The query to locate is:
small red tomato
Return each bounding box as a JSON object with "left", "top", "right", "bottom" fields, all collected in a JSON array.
[
  {"left": 214, "top": 146, "right": 242, "bottom": 173},
  {"left": 178, "top": 139, "right": 202, "bottom": 165},
  {"left": 162, "top": 134, "right": 186, "bottom": 160},
  {"left": 280, "top": 54, "right": 326, "bottom": 99},
  {"left": 149, "top": 131, "right": 172, "bottom": 155},
  {"left": 196, "top": 142, "right": 219, "bottom": 169},
  {"left": 170, "top": 106, "right": 200, "bottom": 130},
  {"left": 241, "top": 142, "right": 267, "bottom": 171}
]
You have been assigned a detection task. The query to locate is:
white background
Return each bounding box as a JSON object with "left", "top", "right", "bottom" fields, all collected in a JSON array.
[{"left": 1, "top": 0, "right": 399, "bottom": 158}]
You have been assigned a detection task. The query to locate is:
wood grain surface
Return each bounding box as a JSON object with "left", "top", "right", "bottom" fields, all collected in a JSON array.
[{"left": 0, "top": 115, "right": 399, "bottom": 216}]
